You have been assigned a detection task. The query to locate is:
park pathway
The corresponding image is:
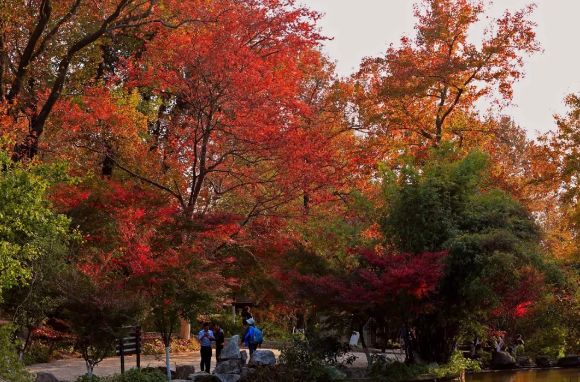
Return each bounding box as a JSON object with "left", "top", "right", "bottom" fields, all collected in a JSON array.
[
  {"left": 27, "top": 349, "right": 282, "bottom": 381},
  {"left": 28, "top": 352, "right": 213, "bottom": 381},
  {"left": 27, "top": 348, "right": 404, "bottom": 380}
]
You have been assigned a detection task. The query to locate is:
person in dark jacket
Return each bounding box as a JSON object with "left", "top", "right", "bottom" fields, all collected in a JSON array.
[
  {"left": 241, "top": 306, "right": 253, "bottom": 323},
  {"left": 213, "top": 323, "right": 225, "bottom": 361}
]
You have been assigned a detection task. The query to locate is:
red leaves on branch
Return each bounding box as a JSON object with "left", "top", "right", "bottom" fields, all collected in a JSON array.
[
  {"left": 60, "top": 180, "right": 229, "bottom": 293},
  {"left": 491, "top": 266, "right": 546, "bottom": 320},
  {"left": 292, "top": 250, "right": 447, "bottom": 314}
]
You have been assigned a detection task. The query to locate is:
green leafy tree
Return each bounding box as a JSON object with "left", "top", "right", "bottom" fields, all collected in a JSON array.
[
  {"left": 380, "top": 146, "right": 562, "bottom": 362},
  {"left": 0, "top": 325, "right": 33, "bottom": 382},
  {"left": 0, "top": 151, "right": 73, "bottom": 299},
  {"left": 1, "top": 251, "right": 69, "bottom": 360}
]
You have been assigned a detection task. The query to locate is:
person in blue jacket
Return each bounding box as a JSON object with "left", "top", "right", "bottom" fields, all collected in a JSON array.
[{"left": 242, "top": 318, "right": 258, "bottom": 355}]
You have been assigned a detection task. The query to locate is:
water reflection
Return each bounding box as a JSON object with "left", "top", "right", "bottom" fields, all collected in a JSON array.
[{"left": 467, "top": 369, "right": 579, "bottom": 382}]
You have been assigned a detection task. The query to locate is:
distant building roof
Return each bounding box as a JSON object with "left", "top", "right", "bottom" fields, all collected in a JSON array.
[{"left": 233, "top": 295, "right": 255, "bottom": 306}]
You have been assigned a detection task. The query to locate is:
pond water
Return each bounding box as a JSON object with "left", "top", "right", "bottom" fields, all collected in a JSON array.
[{"left": 467, "top": 369, "right": 579, "bottom": 382}]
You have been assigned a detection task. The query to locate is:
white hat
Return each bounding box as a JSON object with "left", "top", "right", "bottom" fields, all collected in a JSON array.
[{"left": 246, "top": 318, "right": 255, "bottom": 325}]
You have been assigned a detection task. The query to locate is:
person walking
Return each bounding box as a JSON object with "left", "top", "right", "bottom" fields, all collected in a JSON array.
[
  {"left": 213, "top": 323, "right": 225, "bottom": 362},
  {"left": 242, "top": 318, "right": 258, "bottom": 355},
  {"left": 198, "top": 323, "right": 215, "bottom": 372},
  {"left": 241, "top": 306, "right": 253, "bottom": 323}
]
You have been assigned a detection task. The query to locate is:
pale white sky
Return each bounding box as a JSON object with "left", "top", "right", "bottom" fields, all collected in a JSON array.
[{"left": 301, "top": 0, "right": 580, "bottom": 136}]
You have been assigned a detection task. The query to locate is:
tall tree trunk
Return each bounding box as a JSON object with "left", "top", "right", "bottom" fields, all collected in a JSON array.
[
  {"left": 86, "top": 360, "right": 94, "bottom": 380},
  {"left": 415, "top": 314, "right": 456, "bottom": 364},
  {"left": 359, "top": 320, "right": 372, "bottom": 368},
  {"left": 17, "top": 327, "right": 33, "bottom": 362},
  {"left": 0, "top": 32, "right": 6, "bottom": 99},
  {"left": 165, "top": 346, "right": 172, "bottom": 381}
]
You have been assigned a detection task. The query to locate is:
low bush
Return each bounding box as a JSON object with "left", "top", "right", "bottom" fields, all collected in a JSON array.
[
  {"left": 273, "top": 334, "right": 354, "bottom": 382},
  {"left": 368, "top": 356, "right": 427, "bottom": 382},
  {"left": 74, "top": 375, "right": 103, "bottom": 382},
  {"left": 0, "top": 325, "right": 33, "bottom": 382},
  {"left": 74, "top": 368, "right": 165, "bottom": 382},
  {"left": 368, "top": 351, "right": 480, "bottom": 382},
  {"left": 22, "top": 342, "right": 52, "bottom": 365},
  {"left": 429, "top": 351, "right": 481, "bottom": 378}
]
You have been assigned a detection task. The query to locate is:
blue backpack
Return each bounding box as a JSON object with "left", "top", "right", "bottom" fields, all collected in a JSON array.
[{"left": 252, "top": 326, "right": 263, "bottom": 345}]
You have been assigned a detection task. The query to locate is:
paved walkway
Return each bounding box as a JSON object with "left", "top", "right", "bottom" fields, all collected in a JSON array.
[
  {"left": 28, "top": 352, "right": 201, "bottom": 381},
  {"left": 27, "top": 348, "right": 403, "bottom": 380},
  {"left": 27, "top": 349, "right": 282, "bottom": 381}
]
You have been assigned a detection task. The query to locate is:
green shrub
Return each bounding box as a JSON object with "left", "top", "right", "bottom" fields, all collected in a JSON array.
[
  {"left": 22, "top": 342, "right": 52, "bottom": 365},
  {"left": 74, "top": 368, "right": 165, "bottom": 382},
  {"left": 107, "top": 368, "right": 166, "bottom": 382},
  {"left": 74, "top": 375, "right": 103, "bottom": 382},
  {"left": 369, "top": 351, "right": 480, "bottom": 382},
  {"left": 277, "top": 335, "right": 353, "bottom": 382},
  {"left": 429, "top": 351, "right": 481, "bottom": 378},
  {"left": 368, "top": 357, "right": 427, "bottom": 382},
  {"left": 258, "top": 320, "right": 293, "bottom": 342},
  {"left": 0, "top": 325, "right": 33, "bottom": 382}
]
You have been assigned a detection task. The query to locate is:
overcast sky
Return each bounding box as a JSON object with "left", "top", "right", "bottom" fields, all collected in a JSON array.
[{"left": 300, "top": 0, "right": 580, "bottom": 137}]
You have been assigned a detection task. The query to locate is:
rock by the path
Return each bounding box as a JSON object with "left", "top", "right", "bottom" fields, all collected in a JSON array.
[
  {"left": 240, "top": 350, "right": 247, "bottom": 365},
  {"left": 516, "top": 356, "right": 535, "bottom": 368},
  {"left": 214, "top": 374, "right": 241, "bottom": 382},
  {"left": 535, "top": 355, "right": 554, "bottom": 368},
  {"left": 214, "top": 359, "right": 242, "bottom": 375},
  {"left": 35, "top": 372, "right": 59, "bottom": 382},
  {"left": 557, "top": 355, "right": 580, "bottom": 367},
  {"left": 240, "top": 367, "right": 255, "bottom": 380},
  {"left": 491, "top": 351, "right": 516, "bottom": 369},
  {"left": 219, "top": 336, "right": 241, "bottom": 360},
  {"left": 176, "top": 365, "right": 196, "bottom": 379},
  {"left": 189, "top": 371, "right": 221, "bottom": 381},
  {"left": 249, "top": 350, "right": 276, "bottom": 366}
]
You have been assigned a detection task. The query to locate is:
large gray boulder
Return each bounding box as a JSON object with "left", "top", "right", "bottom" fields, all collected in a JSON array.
[
  {"left": 492, "top": 351, "right": 516, "bottom": 369},
  {"left": 176, "top": 365, "right": 196, "bottom": 379},
  {"left": 214, "top": 359, "right": 242, "bottom": 375},
  {"left": 35, "top": 372, "right": 59, "bottom": 382},
  {"left": 219, "top": 335, "right": 241, "bottom": 360},
  {"left": 249, "top": 350, "right": 276, "bottom": 366},
  {"left": 516, "top": 356, "right": 535, "bottom": 368},
  {"left": 215, "top": 375, "right": 241, "bottom": 382}
]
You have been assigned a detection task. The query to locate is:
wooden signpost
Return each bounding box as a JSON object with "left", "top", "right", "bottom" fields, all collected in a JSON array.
[{"left": 116, "top": 326, "right": 141, "bottom": 374}]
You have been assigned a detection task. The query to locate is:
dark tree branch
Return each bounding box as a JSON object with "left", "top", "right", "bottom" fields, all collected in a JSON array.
[{"left": 7, "top": 0, "right": 52, "bottom": 103}]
